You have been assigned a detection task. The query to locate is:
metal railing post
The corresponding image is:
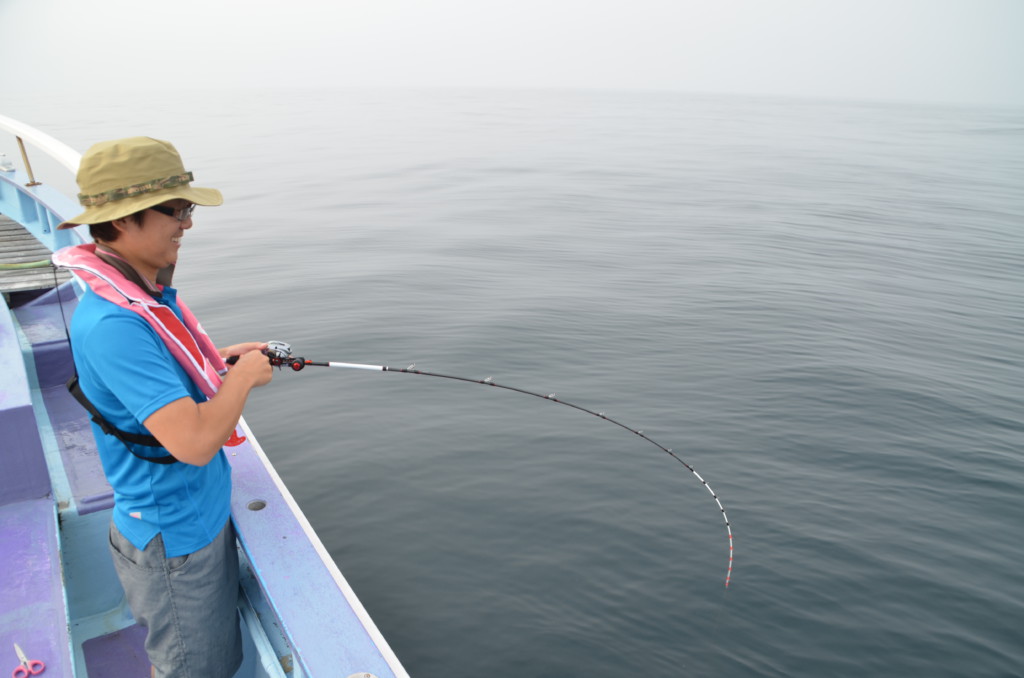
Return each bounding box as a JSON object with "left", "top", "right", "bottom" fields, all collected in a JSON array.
[{"left": 16, "top": 136, "right": 41, "bottom": 186}]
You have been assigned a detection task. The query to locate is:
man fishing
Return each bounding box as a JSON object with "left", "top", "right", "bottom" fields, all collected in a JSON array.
[{"left": 53, "top": 137, "right": 273, "bottom": 677}]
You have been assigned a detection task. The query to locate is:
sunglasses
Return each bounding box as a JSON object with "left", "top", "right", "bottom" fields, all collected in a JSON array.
[{"left": 149, "top": 203, "right": 196, "bottom": 222}]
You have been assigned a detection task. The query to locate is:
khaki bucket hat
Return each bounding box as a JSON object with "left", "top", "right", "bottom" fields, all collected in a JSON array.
[{"left": 58, "top": 136, "right": 222, "bottom": 229}]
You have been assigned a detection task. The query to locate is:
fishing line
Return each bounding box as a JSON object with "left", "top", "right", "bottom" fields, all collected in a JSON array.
[{"left": 239, "top": 342, "right": 735, "bottom": 587}]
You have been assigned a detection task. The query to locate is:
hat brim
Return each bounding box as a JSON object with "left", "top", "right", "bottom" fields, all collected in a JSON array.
[{"left": 57, "top": 185, "right": 223, "bottom": 229}]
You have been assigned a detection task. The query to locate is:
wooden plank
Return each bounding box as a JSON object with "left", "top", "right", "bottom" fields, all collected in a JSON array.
[{"left": 0, "top": 213, "right": 71, "bottom": 294}]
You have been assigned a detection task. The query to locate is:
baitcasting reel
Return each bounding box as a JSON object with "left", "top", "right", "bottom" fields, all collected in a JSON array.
[
  {"left": 226, "top": 340, "right": 306, "bottom": 370},
  {"left": 264, "top": 340, "right": 307, "bottom": 371}
]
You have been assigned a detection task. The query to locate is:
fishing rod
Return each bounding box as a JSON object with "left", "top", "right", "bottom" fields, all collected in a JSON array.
[{"left": 237, "top": 341, "right": 735, "bottom": 587}]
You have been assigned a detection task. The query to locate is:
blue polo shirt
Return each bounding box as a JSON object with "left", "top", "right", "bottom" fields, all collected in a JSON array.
[{"left": 70, "top": 286, "right": 232, "bottom": 558}]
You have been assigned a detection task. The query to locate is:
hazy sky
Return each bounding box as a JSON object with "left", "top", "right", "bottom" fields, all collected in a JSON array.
[{"left": 2, "top": 0, "right": 1022, "bottom": 107}]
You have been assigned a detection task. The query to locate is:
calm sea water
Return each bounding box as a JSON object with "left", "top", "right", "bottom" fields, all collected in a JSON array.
[{"left": 9, "top": 88, "right": 1024, "bottom": 676}]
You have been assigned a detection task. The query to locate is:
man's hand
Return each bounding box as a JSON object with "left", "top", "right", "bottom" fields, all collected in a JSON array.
[
  {"left": 220, "top": 341, "right": 268, "bottom": 362},
  {"left": 229, "top": 347, "right": 274, "bottom": 388},
  {"left": 145, "top": 343, "right": 273, "bottom": 465}
]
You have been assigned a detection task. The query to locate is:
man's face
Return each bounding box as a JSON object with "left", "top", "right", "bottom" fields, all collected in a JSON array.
[{"left": 117, "top": 199, "right": 194, "bottom": 276}]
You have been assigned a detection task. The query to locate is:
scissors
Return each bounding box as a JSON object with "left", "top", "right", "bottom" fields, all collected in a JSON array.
[{"left": 11, "top": 644, "right": 44, "bottom": 678}]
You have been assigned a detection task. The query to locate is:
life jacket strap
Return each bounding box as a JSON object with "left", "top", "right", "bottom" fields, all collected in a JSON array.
[{"left": 66, "top": 375, "right": 179, "bottom": 465}]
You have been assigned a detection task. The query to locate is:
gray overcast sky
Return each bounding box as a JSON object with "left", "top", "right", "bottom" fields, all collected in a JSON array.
[{"left": 2, "top": 0, "right": 1022, "bottom": 107}]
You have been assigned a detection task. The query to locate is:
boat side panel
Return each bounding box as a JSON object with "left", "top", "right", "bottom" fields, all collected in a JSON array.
[
  {"left": 0, "top": 293, "right": 49, "bottom": 504},
  {"left": 13, "top": 287, "right": 77, "bottom": 388},
  {"left": 229, "top": 432, "right": 406, "bottom": 678},
  {"left": 0, "top": 171, "right": 84, "bottom": 252}
]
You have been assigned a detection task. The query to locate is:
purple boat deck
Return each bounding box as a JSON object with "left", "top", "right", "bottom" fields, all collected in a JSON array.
[
  {"left": 14, "top": 288, "right": 115, "bottom": 515},
  {"left": 0, "top": 499, "right": 73, "bottom": 678},
  {"left": 3, "top": 284, "right": 192, "bottom": 677},
  {"left": 0, "top": 287, "right": 73, "bottom": 676},
  {"left": 81, "top": 624, "right": 150, "bottom": 677}
]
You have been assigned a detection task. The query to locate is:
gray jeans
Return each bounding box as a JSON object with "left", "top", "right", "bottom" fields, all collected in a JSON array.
[{"left": 108, "top": 519, "right": 243, "bottom": 678}]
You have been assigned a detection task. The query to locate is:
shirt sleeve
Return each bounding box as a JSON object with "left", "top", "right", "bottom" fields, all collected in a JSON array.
[{"left": 80, "top": 310, "right": 194, "bottom": 426}]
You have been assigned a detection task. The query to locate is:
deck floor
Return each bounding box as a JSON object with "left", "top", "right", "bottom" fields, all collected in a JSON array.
[
  {"left": 82, "top": 624, "right": 151, "bottom": 677},
  {"left": 0, "top": 214, "right": 70, "bottom": 294}
]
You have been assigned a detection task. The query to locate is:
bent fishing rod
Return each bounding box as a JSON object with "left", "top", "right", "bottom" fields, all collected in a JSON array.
[{"left": 235, "top": 341, "right": 735, "bottom": 587}]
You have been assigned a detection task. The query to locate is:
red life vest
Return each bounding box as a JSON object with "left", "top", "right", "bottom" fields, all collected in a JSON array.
[
  {"left": 53, "top": 244, "right": 247, "bottom": 461},
  {"left": 53, "top": 243, "right": 226, "bottom": 397}
]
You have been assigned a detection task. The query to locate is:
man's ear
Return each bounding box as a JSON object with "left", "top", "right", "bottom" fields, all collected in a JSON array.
[{"left": 110, "top": 214, "right": 140, "bottom": 235}]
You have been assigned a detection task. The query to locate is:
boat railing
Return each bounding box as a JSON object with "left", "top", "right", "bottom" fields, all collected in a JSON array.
[
  {"left": 0, "top": 114, "right": 80, "bottom": 178},
  {"left": 0, "top": 116, "right": 85, "bottom": 254}
]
